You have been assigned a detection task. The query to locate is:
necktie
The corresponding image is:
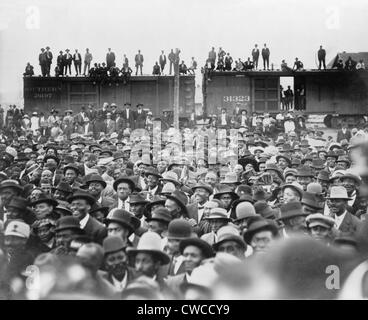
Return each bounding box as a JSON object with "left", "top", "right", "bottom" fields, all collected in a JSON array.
[{"left": 169, "top": 257, "right": 177, "bottom": 275}]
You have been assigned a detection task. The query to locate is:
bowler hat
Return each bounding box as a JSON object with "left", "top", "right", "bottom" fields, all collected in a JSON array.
[
  {"left": 44, "top": 155, "right": 60, "bottom": 165},
  {"left": 243, "top": 219, "right": 278, "bottom": 244},
  {"left": 310, "top": 158, "right": 325, "bottom": 169},
  {"left": 105, "top": 209, "right": 140, "bottom": 234},
  {"left": 162, "top": 219, "right": 196, "bottom": 239},
  {"left": 277, "top": 201, "right": 308, "bottom": 221},
  {"left": 54, "top": 204, "right": 72, "bottom": 216},
  {"left": 54, "top": 216, "right": 84, "bottom": 233},
  {"left": 103, "top": 236, "right": 126, "bottom": 254},
  {"left": 89, "top": 203, "right": 109, "bottom": 217},
  {"left": 85, "top": 174, "right": 107, "bottom": 189},
  {"left": 127, "top": 232, "right": 170, "bottom": 265},
  {"left": 276, "top": 155, "right": 291, "bottom": 166},
  {"left": 179, "top": 238, "right": 214, "bottom": 259},
  {"left": 146, "top": 207, "right": 172, "bottom": 223},
  {"left": 113, "top": 176, "right": 136, "bottom": 192},
  {"left": 233, "top": 201, "right": 256, "bottom": 221},
  {"left": 67, "top": 191, "right": 96, "bottom": 206}
]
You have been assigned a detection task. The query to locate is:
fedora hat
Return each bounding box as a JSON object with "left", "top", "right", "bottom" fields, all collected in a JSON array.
[
  {"left": 159, "top": 171, "right": 181, "bottom": 186},
  {"left": 254, "top": 201, "right": 278, "bottom": 219},
  {"left": 54, "top": 216, "right": 84, "bottom": 233},
  {"left": 0, "top": 180, "right": 23, "bottom": 193},
  {"left": 310, "top": 158, "right": 325, "bottom": 169},
  {"left": 213, "top": 186, "right": 239, "bottom": 201},
  {"left": 54, "top": 204, "right": 72, "bottom": 217},
  {"left": 299, "top": 140, "right": 310, "bottom": 148},
  {"left": 52, "top": 181, "right": 73, "bottom": 194},
  {"left": 205, "top": 208, "right": 231, "bottom": 221},
  {"left": 277, "top": 201, "right": 308, "bottom": 221},
  {"left": 340, "top": 173, "right": 361, "bottom": 185},
  {"left": 85, "top": 174, "right": 107, "bottom": 189},
  {"left": 103, "top": 236, "right": 126, "bottom": 255},
  {"left": 281, "top": 182, "right": 303, "bottom": 199},
  {"left": 129, "top": 193, "right": 149, "bottom": 205},
  {"left": 295, "top": 165, "right": 314, "bottom": 178},
  {"left": 301, "top": 191, "right": 324, "bottom": 210},
  {"left": 113, "top": 176, "right": 136, "bottom": 192},
  {"left": 160, "top": 183, "right": 176, "bottom": 195},
  {"left": 89, "top": 203, "right": 109, "bottom": 217},
  {"left": 7, "top": 196, "right": 31, "bottom": 212},
  {"left": 317, "top": 170, "right": 330, "bottom": 182},
  {"left": 162, "top": 219, "right": 196, "bottom": 239},
  {"left": 212, "top": 225, "right": 246, "bottom": 251},
  {"left": 127, "top": 232, "right": 170, "bottom": 265},
  {"left": 144, "top": 168, "right": 162, "bottom": 179},
  {"left": 146, "top": 207, "right": 172, "bottom": 224},
  {"left": 67, "top": 190, "right": 96, "bottom": 206},
  {"left": 165, "top": 190, "right": 188, "bottom": 214},
  {"left": 326, "top": 186, "right": 352, "bottom": 200},
  {"left": 145, "top": 195, "right": 166, "bottom": 212},
  {"left": 31, "top": 194, "right": 58, "bottom": 207},
  {"left": 276, "top": 155, "right": 291, "bottom": 166},
  {"left": 192, "top": 183, "right": 213, "bottom": 195},
  {"left": 243, "top": 219, "right": 278, "bottom": 244},
  {"left": 179, "top": 238, "right": 214, "bottom": 259},
  {"left": 105, "top": 209, "right": 140, "bottom": 234}
]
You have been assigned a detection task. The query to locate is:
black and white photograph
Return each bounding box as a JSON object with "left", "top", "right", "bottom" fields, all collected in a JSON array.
[{"left": 1, "top": 0, "right": 368, "bottom": 305}]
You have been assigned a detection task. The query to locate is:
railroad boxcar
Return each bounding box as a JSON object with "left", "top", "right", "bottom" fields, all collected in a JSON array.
[{"left": 23, "top": 75, "right": 195, "bottom": 119}]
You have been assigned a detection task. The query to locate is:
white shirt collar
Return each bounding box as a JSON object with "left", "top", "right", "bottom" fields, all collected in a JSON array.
[
  {"left": 80, "top": 213, "right": 90, "bottom": 229},
  {"left": 334, "top": 211, "right": 347, "bottom": 229},
  {"left": 111, "top": 272, "right": 128, "bottom": 292}
]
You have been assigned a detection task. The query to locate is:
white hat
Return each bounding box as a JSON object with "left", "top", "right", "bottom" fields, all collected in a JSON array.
[
  {"left": 5, "top": 146, "right": 17, "bottom": 159},
  {"left": 110, "top": 133, "right": 118, "bottom": 139},
  {"left": 5, "top": 220, "right": 30, "bottom": 239}
]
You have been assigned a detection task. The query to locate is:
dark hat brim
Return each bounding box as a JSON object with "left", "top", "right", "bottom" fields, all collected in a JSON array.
[
  {"left": 113, "top": 178, "right": 135, "bottom": 192},
  {"left": 179, "top": 238, "right": 214, "bottom": 259},
  {"left": 86, "top": 179, "right": 107, "bottom": 189},
  {"left": 243, "top": 222, "right": 278, "bottom": 244},
  {"left": 31, "top": 198, "right": 58, "bottom": 207},
  {"left": 67, "top": 194, "right": 96, "bottom": 206},
  {"left": 126, "top": 248, "right": 170, "bottom": 265}
]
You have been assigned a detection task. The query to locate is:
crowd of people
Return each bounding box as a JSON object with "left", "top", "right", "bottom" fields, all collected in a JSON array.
[
  {"left": 23, "top": 48, "right": 197, "bottom": 79},
  {"left": 0, "top": 99, "right": 368, "bottom": 299}
]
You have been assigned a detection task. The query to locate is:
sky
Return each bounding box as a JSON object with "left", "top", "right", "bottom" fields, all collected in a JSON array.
[{"left": 0, "top": 0, "right": 368, "bottom": 106}]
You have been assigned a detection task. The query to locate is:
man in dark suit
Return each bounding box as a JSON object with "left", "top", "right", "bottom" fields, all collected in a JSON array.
[
  {"left": 135, "top": 104, "right": 146, "bottom": 129},
  {"left": 337, "top": 123, "right": 352, "bottom": 143},
  {"left": 106, "top": 48, "right": 116, "bottom": 70},
  {"left": 102, "top": 236, "right": 138, "bottom": 292},
  {"left": 86, "top": 174, "right": 115, "bottom": 210},
  {"left": 57, "top": 51, "right": 64, "bottom": 76},
  {"left": 68, "top": 191, "right": 107, "bottom": 244},
  {"left": 159, "top": 50, "right": 167, "bottom": 74},
  {"left": 252, "top": 44, "right": 260, "bottom": 69},
  {"left": 168, "top": 49, "right": 175, "bottom": 75},
  {"left": 318, "top": 45, "right": 326, "bottom": 70},
  {"left": 121, "top": 103, "right": 135, "bottom": 129},
  {"left": 326, "top": 186, "right": 362, "bottom": 236},
  {"left": 63, "top": 49, "right": 73, "bottom": 76},
  {"left": 45, "top": 46, "right": 53, "bottom": 76},
  {"left": 262, "top": 43, "right": 270, "bottom": 70},
  {"left": 135, "top": 50, "right": 144, "bottom": 75},
  {"left": 39, "top": 48, "right": 47, "bottom": 76},
  {"left": 73, "top": 49, "right": 82, "bottom": 76},
  {"left": 218, "top": 108, "right": 232, "bottom": 129}
]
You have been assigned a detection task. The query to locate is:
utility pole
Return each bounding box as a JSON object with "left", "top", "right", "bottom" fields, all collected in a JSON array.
[{"left": 173, "top": 48, "right": 180, "bottom": 130}]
